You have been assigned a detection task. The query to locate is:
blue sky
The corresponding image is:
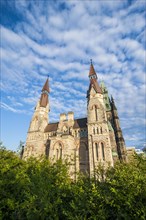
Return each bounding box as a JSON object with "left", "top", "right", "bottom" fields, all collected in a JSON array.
[{"left": 0, "top": 0, "right": 145, "bottom": 151}]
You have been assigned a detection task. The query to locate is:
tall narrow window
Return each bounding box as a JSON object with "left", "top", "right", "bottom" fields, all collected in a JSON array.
[
  {"left": 59, "top": 144, "right": 62, "bottom": 159},
  {"left": 79, "top": 143, "right": 89, "bottom": 174},
  {"left": 97, "top": 127, "right": 99, "bottom": 134},
  {"left": 45, "top": 141, "right": 50, "bottom": 159},
  {"left": 56, "top": 149, "right": 59, "bottom": 160},
  {"left": 54, "top": 142, "right": 63, "bottom": 160},
  {"left": 81, "top": 130, "right": 83, "bottom": 137},
  {"left": 101, "top": 143, "right": 105, "bottom": 161},
  {"left": 95, "top": 106, "right": 98, "bottom": 121},
  {"left": 95, "top": 143, "right": 98, "bottom": 160},
  {"left": 93, "top": 127, "right": 95, "bottom": 134},
  {"left": 100, "top": 127, "right": 102, "bottom": 134}
]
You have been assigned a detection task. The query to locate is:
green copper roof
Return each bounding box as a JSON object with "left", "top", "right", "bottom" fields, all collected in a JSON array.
[
  {"left": 100, "top": 81, "right": 111, "bottom": 111},
  {"left": 108, "top": 121, "right": 114, "bottom": 131},
  {"left": 100, "top": 81, "right": 106, "bottom": 88},
  {"left": 100, "top": 81, "right": 108, "bottom": 93}
]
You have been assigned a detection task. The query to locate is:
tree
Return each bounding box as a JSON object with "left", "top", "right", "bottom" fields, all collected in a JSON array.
[
  {"left": 0, "top": 148, "right": 146, "bottom": 220},
  {"left": 0, "top": 141, "right": 6, "bottom": 149},
  {"left": 0, "top": 148, "right": 71, "bottom": 219},
  {"left": 100, "top": 155, "right": 146, "bottom": 219},
  {"left": 17, "top": 140, "right": 25, "bottom": 158}
]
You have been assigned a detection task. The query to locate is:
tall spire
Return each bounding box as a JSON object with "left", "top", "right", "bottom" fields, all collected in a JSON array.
[
  {"left": 88, "top": 60, "right": 102, "bottom": 94},
  {"left": 42, "top": 78, "right": 50, "bottom": 93},
  {"left": 89, "top": 59, "right": 97, "bottom": 77},
  {"left": 40, "top": 78, "right": 50, "bottom": 107}
]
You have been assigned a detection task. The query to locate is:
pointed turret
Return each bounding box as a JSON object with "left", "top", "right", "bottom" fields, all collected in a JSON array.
[
  {"left": 42, "top": 78, "right": 50, "bottom": 93},
  {"left": 89, "top": 60, "right": 96, "bottom": 76},
  {"left": 88, "top": 60, "right": 102, "bottom": 94},
  {"left": 40, "top": 78, "right": 50, "bottom": 107},
  {"left": 100, "top": 81, "right": 111, "bottom": 111},
  {"left": 100, "top": 81, "right": 107, "bottom": 92},
  {"left": 23, "top": 77, "right": 50, "bottom": 159}
]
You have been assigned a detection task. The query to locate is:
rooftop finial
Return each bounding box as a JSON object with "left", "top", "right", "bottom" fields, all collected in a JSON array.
[{"left": 90, "top": 59, "right": 92, "bottom": 65}]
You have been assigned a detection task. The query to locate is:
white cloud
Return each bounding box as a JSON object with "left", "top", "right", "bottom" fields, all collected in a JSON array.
[
  {"left": 1, "top": 102, "right": 26, "bottom": 114},
  {"left": 1, "top": 0, "right": 145, "bottom": 148}
]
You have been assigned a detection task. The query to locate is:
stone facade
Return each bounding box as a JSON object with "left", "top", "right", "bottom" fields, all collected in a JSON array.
[{"left": 23, "top": 62, "right": 127, "bottom": 177}]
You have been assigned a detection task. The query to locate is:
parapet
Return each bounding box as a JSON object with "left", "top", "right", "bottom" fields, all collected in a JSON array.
[
  {"left": 68, "top": 112, "right": 74, "bottom": 121},
  {"left": 60, "top": 113, "right": 66, "bottom": 121}
]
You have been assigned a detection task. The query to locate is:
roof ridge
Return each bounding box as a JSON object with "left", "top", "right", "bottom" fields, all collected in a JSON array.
[
  {"left": 48, "top": 122, "right": 59, "bottom": 125},
  {"left": 74, "top": 117, "right": 87, "bottom": 120}
]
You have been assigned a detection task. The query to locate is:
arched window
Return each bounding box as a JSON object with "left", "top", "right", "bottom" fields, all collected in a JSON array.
[
  {"left": 100, "top": 127, "right": 102, "bottom": 134},
  {"left": 101, "top": 142, "right": 105, "bottom": 161},
  {"left": 95, "top": 106, "right": 98, "bottom": 121},
  {"left": 93, "top": 127, "right": 95, "bottom": 135},
  {"left": 95, "top": 143, "right": 98, "bottom": 160},
  {"left": 54, "top": 142, "right": 63, "bottom": 160},
  {"left": 97, "top": 127, "right": 99, "bottom": 134},
  {"left": 45, "top": 140, "right": 50, "bottom": 159},
  {"left": 59, "top": 143, "right": 62, "bottom": 159},
  {"left": 56, "top": 149, "right": 59, "bottom": 160}
]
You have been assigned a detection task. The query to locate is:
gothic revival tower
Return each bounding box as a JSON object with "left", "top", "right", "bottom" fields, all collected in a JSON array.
[
  {"left": 87, "top": 61, "right": 114, "bottom": 176},
  {"left": 23, "top": 78, "right": 50, "bottom": 158}
]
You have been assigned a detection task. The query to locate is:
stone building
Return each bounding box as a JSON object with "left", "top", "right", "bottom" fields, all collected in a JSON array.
[{"left": 23, "top": 62, "right": 127, "bottom": 177}]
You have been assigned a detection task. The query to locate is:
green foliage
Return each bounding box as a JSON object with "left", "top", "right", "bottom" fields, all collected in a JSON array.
[
  {"left": 0, "top": 148, "right": 146, "bottom": 220},
  {"left": 101, "top": 155, "right": 146, "bottom": 220},
  {"left": 142, "top": 147, "right": 146, "bottom": 153},
  {"left": 17, "top": 140, "right": 25, "bottom": 156}
]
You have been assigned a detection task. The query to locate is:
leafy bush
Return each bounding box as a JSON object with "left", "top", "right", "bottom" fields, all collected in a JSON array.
[{"left": 0, "top": 148, "right": 146, "bottom": 220}]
